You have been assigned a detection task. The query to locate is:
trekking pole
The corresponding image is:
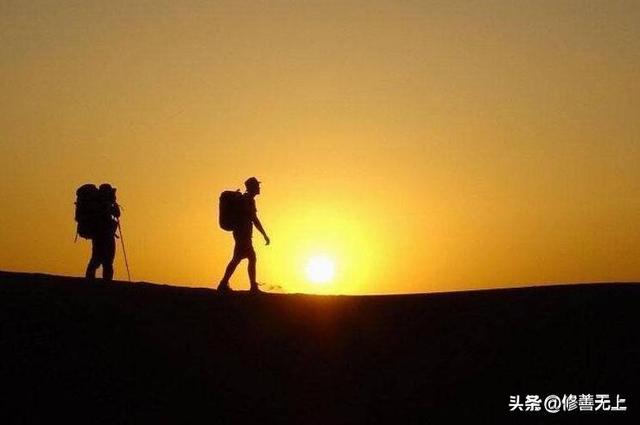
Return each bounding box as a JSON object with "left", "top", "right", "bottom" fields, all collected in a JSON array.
[{"left": 117, "top": 219, "right": 132, "bottom": 282}]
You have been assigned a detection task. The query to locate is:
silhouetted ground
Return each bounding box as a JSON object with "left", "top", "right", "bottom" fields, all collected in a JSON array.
[{"left": 1, "top": 270, "right": 638, "bottom": 424}]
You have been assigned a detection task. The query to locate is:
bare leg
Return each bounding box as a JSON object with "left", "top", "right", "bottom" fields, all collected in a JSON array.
[
  {"left": 219, "top": 256, "right": 241, "bottom": 288},
  {"left": 248, "top": 251, "right": 258, "bottom": 290}
]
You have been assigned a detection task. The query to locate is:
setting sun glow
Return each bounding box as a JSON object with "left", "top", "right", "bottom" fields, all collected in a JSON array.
[
  {"left": 1, "top": 1, "right": 638, "bottom": 294},
  {"left": 306, "top": 256, "right": 335, "bottom": 285}
]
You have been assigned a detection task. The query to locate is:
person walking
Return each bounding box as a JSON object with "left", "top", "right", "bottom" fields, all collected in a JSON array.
[{"left": 218, "top": 177, "right": 270, "bottom": 293}]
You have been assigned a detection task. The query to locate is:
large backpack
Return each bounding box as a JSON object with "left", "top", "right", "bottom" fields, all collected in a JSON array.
[
  {"left": 75, "top": 184, "right": 100, "bottom": 239},
  {"left": 219, "top": 190, "right": 244, "bottom": 231}
]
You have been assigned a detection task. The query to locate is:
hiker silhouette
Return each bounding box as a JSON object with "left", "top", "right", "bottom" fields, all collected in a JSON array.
[
  {"left": 218, "top": 177, "right": 270, "bottom": 293},
  {"left": 79, "top": 183, "right": 121, "bottom": 282}
]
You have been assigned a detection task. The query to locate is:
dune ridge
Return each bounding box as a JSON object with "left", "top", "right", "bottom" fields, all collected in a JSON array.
[{"left": 1, "top": 270, "right": 638, "bottom": 423}]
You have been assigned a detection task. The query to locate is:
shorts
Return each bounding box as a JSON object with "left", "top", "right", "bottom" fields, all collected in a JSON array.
[{"left": 233, "top": 229, "right": 255, "bottom": 259}]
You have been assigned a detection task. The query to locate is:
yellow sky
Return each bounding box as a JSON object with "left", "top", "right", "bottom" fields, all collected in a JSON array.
[{"left": 1, "top": 1, "right": 639, "bottom": 294}]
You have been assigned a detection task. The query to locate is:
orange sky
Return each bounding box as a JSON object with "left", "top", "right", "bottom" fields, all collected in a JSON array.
[{"left": 1, "top": 1, "right": 639, "bottom": 294}]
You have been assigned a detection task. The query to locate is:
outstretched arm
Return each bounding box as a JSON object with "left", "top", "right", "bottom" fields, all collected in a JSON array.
[{"left": 252, "top": 214, "right": 270, "bottom": 245}]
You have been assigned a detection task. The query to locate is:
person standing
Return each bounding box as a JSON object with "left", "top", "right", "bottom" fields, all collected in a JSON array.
[
  {"left": 218, "top": 177, "right": 270, "bottom": 293},
  {"left": 85, "top": 183, "right": 121, "bottom": 282}
]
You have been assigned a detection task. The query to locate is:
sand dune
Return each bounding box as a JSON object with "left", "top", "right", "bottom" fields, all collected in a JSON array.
[{"left": 1, "top": 270, "right": 638, "bottom": 423}]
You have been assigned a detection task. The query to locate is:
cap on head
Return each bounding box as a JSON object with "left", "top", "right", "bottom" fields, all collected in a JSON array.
[
  {"left": 244, "top": 177, "right": 261, "bottom": 190},
  {"left": 99, "top": 183, "right": 116, "bottom": 192},
  {"left": 99, "top": 183, "right": 117, "bottom": 201}
]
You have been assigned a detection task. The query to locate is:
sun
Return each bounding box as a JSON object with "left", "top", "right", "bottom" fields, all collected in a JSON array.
[{"left": 305, "top": 256, "right": 335, "bottom": 285}]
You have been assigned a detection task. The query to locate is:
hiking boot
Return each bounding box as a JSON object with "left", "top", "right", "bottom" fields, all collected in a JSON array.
[{"left": 217, "top": 282, "right": 232, "bottom": 293}]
